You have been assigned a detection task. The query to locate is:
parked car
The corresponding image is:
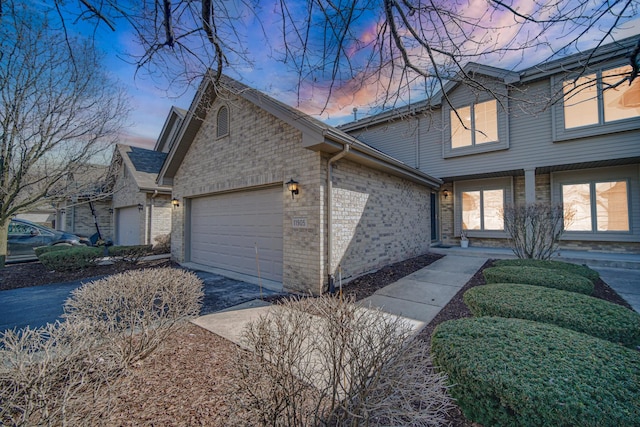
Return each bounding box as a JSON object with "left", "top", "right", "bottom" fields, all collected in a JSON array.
[{"left": 7, "top": 218, "right": 89, "bottom": 262}]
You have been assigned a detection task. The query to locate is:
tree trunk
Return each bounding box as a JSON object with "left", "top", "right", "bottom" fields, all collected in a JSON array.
[{"left": 0, "top": 219, "right": 8, "bottom": 268}]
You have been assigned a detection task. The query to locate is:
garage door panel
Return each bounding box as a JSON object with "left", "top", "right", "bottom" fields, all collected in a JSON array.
[
  {"left": 116, "top": 207, "right": 140, "bottom": 246},
  {"left": 190, "top": 187, "right": 283, "bottom": 282}
]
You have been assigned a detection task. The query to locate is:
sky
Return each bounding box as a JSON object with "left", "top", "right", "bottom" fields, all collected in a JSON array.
[{"left": 50, "top": 1, "right": 640, "bottom": 150}]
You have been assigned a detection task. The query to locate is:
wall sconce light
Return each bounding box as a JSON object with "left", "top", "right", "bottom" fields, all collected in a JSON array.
[
  {"left": 137, "top": 203, "right": 144, "bottom": 211},
  {"left": 60, "top": 209, "right": 66, "bottom": 215},
  {"left": 171, "top": 198, "right": 180, "bottom": 208},
  {"left": 108, "top": 208, "right": 114, "bottom": 214},
  {"left": 443, "top": 189, "right": 449, "bottom": 199},
  {"left": 286, "top": 178, "right": 299, "bottom": 199}
]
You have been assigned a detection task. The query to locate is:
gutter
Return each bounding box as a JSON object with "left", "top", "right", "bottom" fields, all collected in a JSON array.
[{"left": 326, "top": 144, "right": 350, "bottom": 294}]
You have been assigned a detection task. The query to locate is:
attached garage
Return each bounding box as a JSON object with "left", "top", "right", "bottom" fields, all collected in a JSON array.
[
  {"left": 116, "top": 206, "right": 140, "bottom": 246},
  {"left": 189, "top": 186, "right": 284, "bottom": 283}
]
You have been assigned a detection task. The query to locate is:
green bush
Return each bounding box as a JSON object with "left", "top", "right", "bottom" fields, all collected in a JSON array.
[
  {"left": 34, "top": 245, "right": 73, "bottom": 258},
  {"left": 39, "top": 246, "right": 103, "bottom": 271},
  {"left": 107, "top": 245, "right": 152, "bottom": 263},
  {"left": 464, "top": 283, "right": 640, "bottom": 347},
  {"left": 493, "top": 258, "right": 599, "bottom": 282},
  {"left": 431, "top": 317, "right": 640, "bottom": 427},
  {"left": 483, "top": 265, "right": 594, "bottom": 295}
]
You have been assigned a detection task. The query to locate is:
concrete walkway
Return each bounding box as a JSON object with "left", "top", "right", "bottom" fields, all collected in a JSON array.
[{"left": 193, "top": 254, "right": 489, "bottom": 342}]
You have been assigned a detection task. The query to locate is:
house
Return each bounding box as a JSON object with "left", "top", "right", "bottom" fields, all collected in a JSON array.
[
  {"left": 58, "top": 164, "right": 113, "bottom": 242},
  {"left": 157, "top": 73, "right": 441, "bottom": 294},
  {"left": 339, "top": 35, "right": 640, "bottom": 254}
]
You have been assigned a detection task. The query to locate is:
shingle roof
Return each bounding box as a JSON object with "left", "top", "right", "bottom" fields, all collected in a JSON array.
[{"left": 127, "top": 146, "right": 168, "bottom": 174}]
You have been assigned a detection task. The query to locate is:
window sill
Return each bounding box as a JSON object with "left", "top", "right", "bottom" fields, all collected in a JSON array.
[
  {"left": 560, "top": 232, "right": 639, "bottom": 243},
  {"left": 443, "top": 141, "right": 509, "bottom": 159},
  {"left": 553, "top": 118, "right": 640, "bottom": 142}
]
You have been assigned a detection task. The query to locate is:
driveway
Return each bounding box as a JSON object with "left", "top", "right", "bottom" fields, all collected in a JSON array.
[{"left": 0, "top": 270, "right": 284, "bottom": 332}]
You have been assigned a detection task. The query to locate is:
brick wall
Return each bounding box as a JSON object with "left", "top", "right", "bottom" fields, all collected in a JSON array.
[
  {"left": 172, "top": 92, "right": 325, "bottom": 293},
  {"left": 64, "top": 199, "right": 113, "bottom": 241},
  {"left": 331, "top": 159, "right": 431, "bottom": 282}
]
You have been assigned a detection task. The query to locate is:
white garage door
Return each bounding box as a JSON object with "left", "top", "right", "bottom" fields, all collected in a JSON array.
[
  {"left": 117, "top": 206, "right": 140, "bottom": 246},
  {"left": 190, "top": 186, "right": 283, "bottom": 283}
]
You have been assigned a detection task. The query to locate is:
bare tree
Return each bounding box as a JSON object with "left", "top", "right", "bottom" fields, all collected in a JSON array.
[
  {"left": 48, "top": 1, "right": 639, "bottom": 114},
  {"left": 0, "top": 1, "right": 128, "bottom": 267}
]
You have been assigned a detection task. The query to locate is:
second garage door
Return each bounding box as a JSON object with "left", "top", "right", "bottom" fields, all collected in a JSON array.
[
  {"left": 190, "top": 186, "right": 283, "bottom": 283},
  {"left": 116, "top": 206, "right": 140, "bottom": 246}
]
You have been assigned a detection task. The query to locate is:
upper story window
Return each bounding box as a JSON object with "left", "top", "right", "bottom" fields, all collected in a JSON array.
[
  {"left": 450, "top": 100, "right": 498, "bottom": 148},
  {"left": 216, "top": 105, "right": 229, "bottom": 138},
  {"left": 561, "top": 65, "right": 640, "bottom": 131}
]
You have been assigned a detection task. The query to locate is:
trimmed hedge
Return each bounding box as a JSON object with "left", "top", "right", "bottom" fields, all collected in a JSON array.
[
  {"left": 431, "top": 317, "right": 640, "bottom": 427},
  {"left": 464, "top": 283, "right": 640, "bottom": 347},
  {"left": 39, "top": 246, "right": 103, "bottom": 271},
  {"left": 483, "top": 265, "right": 594, "bottom": 295},
  {"left": 34, "top": 245, "right": 73, "bottom": 258},
  {"left": 493, "top": 258, "right": 599, "bottom": 282},
  {"left": 107, "top": 245, "right": 153, "bottom": 263}
]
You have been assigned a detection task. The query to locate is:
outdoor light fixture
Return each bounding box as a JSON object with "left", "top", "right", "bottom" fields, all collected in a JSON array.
[
  {"left": 108, "top": 208, "right": 114, "bottom": 214},
  {"left": 443, "top": 189, "right": 449, "bottom": 199},
  {"left": 137, "top": 203, "right": 144, "bottom": 211},
  {"left": 172, "top": 198, "right": 180, "bottom": 208},
  {"left": 286, "top": 178, "right": 299, "bottom": 199}
]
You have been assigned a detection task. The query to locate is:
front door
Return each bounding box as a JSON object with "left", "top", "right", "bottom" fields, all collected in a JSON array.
[{"left": 430, "top": 192, "right": 438, "bottom": 241}]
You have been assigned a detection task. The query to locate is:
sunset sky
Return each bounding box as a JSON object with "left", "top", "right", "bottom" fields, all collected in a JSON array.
[{"left": 49, "top": 1, "right": 640, "bottom": 150}]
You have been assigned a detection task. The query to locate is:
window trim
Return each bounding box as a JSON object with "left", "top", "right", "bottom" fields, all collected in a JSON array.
[
  {"left": 443, "top": 97, "right": 509, "bottom": 158},
  {"left": 551, "top": 165, "right": 639, "bottom": 242},
  {"left": 215, "top": 105, "right": 230, "bottom": 139},
  {"left": 552, "top": 63, "right": 640, "bottom": 142},
  {"left": 454, "top": 177, "right": 513, "bottom": 238}
]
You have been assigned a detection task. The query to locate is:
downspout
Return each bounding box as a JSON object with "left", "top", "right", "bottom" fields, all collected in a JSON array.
[
  {"left": 326, "top": 144, "right": 350, "bottom": 294},
  {"left": 147, "top": 190, "right": 159, "bottom": 245}
]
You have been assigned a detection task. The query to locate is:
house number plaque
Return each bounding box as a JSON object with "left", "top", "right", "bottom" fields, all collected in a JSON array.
[{"left": 292, "top": 217, "right": 308, "bottom": 228}]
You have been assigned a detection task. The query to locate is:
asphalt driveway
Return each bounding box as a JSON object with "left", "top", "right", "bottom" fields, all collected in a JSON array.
[{"left": 0, "top": 269, "right": 284, "bottom": 332}]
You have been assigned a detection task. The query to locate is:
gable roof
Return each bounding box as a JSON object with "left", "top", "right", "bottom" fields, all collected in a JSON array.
[
  {"left": 339, "top": 34, "right": 639, "bottom": 132},
  {"left": 116, "top": 144, "right": 171, "bottom": 193},
  {"left": 154, "top": 106, "right": 187, "bottom": 153},
  {"left": 157, "top": 72, "right": 442, "bottom": 188}
]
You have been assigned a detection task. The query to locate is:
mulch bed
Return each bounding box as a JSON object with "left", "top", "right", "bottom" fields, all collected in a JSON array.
[{"left": 0, "top": 253, "right": 633, "bottom": 426}]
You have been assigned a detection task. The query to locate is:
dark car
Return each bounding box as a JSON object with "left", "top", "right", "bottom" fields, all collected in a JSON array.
[{"left": 7, "top": 218, "right": 88, "bottom": 262}]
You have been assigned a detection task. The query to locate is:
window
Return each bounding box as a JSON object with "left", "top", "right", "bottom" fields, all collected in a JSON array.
[
  {"left": 562, "top": 65, "right": 640, "bottom": 130},
  {"left": 216, "top": 105, "right": 229, "bottom": 138},
  {"left": 461, "top": 188, "right": 504, "bottom": 231},
  {"left": 450, "top": 100, "right": 498, "bottom": 148},
  {"left": 562, "top": 180, "right": 629, "bottom": 232}
]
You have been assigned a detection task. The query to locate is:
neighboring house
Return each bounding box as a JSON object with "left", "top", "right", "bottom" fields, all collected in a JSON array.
[
  {"left": 58, "top": 165, "right": 113, "bottom": 241},
  {"left": 340, "top": 35, "right": 640, "bottom": 254},
  {"left": 111, "top": 143, "right": 173, "bottom": 246},
  {"left": 157, "top": 73, "right": 441, "bottom": 294}
]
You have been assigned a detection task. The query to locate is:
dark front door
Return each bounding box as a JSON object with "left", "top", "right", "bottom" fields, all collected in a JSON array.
[{"left": 430, "top": 192, "right": 438, "bottom": 241}]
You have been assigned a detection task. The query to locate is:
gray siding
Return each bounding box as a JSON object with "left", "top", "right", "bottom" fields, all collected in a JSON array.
[{"left": 352, "top": 78, "right": 640, "bottom": 179}]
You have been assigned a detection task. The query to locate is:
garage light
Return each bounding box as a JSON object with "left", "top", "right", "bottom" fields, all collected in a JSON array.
[
  {"left": 171, "top": 198, "right": 180, "bottom": 208},
  {"left": 137, "top": 203, "right": 144, "bottom": 211},
  {"left": 286, "top": 178, "right": 299, "bottom": 199}
]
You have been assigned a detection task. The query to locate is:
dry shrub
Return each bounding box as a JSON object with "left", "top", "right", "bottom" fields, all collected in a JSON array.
[
  {"left": 502, "top": 203, "right": 573, "bottom": 260},
  {"left": 63, "top": 268, "right": 204, "bottom": 366},
  {"left": 153, "top": 233, "right": 171, "bottom": 253},
  {"left": 0, "top": 321, "right": 121, "bottom": 426},
  {"left": 232, "top": 295, "right": 452, "bottom": 426}
]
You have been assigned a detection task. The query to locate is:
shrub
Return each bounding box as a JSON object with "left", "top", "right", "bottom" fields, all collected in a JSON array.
[
  {"left": 483, "top": 265, "right": 594, "bottom": 295},
  {"left": 464, "top": 283, "right": 640, "bottom": 347},
  {"left": 0, "top": 321, "right": 121, "bottom": 426},
  {"left": 233, "top": 295, "right": 452, "bottom": 426},
  {"left": 153, "top": 233, "right": 171, "bottom": 253},
  {"left": 493, "top": 258, "right": 599, "bottom": 282},
  {"left": 63, "top": 268, "right": 204, "bottom": 366},
  {"left": 501, "top": 202, "right": 571, "bottom": 260},
  {"left": 431, "top": 317, "right": 640, "bottom": 427},
  {"left": 34, "top": 244, "right": 73, "bottom": 258},
  {"left": 107, "top": 244, "right": 153, "bottom": 263},
  {"left": 38, "top": 246, "right": 103, "bottom": 271}
]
